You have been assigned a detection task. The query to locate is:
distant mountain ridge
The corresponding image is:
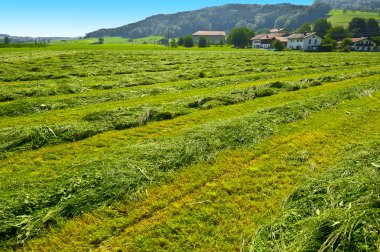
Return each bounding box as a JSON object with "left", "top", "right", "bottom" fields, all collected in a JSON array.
[
  {"left": 0, "top": 34, "right": 74, "bottom": 43},
  {"left": 85, "top": 3, "right": 332, "bottom": 38}
]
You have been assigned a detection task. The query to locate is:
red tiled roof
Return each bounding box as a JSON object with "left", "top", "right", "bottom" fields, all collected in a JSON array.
[
  {"left": 275, "top": 37, "right": 288, "bottom": 43},
  {"left": 351, "top": 37, "right": 368, "bottom": 43},
  {"left": 251, "top": 34, "right": 266, "bottom": 40},
  {"left": 192, "top": 31, "right": 226, "bottom": 36},
  {"left": 251, "top": 33, "right": 286, "bottom": 40}
]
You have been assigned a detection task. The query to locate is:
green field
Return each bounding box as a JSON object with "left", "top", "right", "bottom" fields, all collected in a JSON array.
[
  {"left": 50, "top": 36, "right": 165, "bottom": 45},
  {"left": 328, "top": 9, "right": 380, "bottom": 27},
  {"left": 0, "top": 44, "right": 379, "bottom": 251}
]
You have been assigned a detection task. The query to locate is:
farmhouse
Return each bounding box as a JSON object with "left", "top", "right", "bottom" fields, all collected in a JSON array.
[
  {"left": 192, "top": 31, "right": 226, "bottom": 44},
  {"left": 350, "top": 37, "right": 376, "bottom": 51},
  {"left": 287, "top": 32, "right": 322, "bottom": 51},
  {"left": 251, "top": 33, "right": 286, "bottom": 49}
]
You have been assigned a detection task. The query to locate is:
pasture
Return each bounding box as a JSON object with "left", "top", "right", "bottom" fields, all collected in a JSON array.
[
  {"left": 0, "top": 44, "right": 379, "bottom": 251},
  {"left": 328, "top": 9, "right": 380, "bottom": 27}
]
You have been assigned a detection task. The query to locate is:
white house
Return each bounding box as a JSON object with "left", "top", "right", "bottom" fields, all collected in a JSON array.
[
  {"left": 350, "top": 37, "right": 376, "bottom": 51},
  {"left": 287, "top": 32, "right": 322, "bottom": 51}
]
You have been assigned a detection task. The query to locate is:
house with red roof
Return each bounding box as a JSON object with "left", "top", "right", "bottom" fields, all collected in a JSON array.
[
  {"left": 251, "top": 33, "right": 287, "bottom": 49},
  {"left": 349, "top": 37, "right": 376, "bottom": 51}
]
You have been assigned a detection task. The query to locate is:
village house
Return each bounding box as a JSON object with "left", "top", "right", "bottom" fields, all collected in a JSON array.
[
  {"left": 349, "top": 37, "right": 376, "bottom": 51},
  {"left": 192, "top": 31, "right": 226, "bottom": 44},
  {"left": 251, "top": 33, "right": 286, "bottom": 49},
  {"left": 251, "top": 28, "right": 287, "bottom": 49},
  {"left": 287, "top": 32, "right": 322, "bottom": 51}
]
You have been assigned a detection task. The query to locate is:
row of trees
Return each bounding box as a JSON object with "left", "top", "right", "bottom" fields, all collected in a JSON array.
[
  {"left": 299, "top": 17, "right": 380, "bottom": 40},
  {"left": 170, "top": 27, "right": 255, "bottom": 48},
  {"left": 1, "top": 36, "right": 11, "bottom": 44}
]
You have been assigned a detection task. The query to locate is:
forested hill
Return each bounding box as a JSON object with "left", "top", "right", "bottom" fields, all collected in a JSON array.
[
  {"left": 314, "top": 0, "right": 380, "bottom": 11},
  {"left": 85, "top": 3, "right": 331, "bottom": 38}
]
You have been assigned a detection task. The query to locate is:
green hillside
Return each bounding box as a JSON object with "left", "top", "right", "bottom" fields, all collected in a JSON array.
[
  {"left": 85, "top": 3, "right": 331, "bottom": 38},
  {"left": 0, "top": 45, "right": 379, "bottom": 251},
  {"left": 328, "top": 9, "right": 380, "bottom": 27}
]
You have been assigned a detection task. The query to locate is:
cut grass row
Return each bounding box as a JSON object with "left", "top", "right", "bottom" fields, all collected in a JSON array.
[
  {"left": 0, "top": 63, "right": 372, "bottom": 103},
  {"left": 0, "top": 71, "right": 378, "bottom": 157},
  {"left": 1, "top": 66, "right": 377, "bottom": 133},
  {"left": 0, "top": 77, "right": 378, "bottom": 248},
  {"left": 251, "top": 142, "right": 380, "bottom": 252},
  {"left": 20, "top": 85, "right": 380, "bottom": 252},
  {"left": 1, "top": 50, "right": 377, "bottom": 90}
]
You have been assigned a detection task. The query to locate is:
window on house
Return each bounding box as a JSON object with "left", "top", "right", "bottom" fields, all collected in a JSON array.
[
  {"left": 315, "top": 39, "right": 317, "bottom": 44},
  {"left": 309, "top": 39, "right": 311, "bottom": 44}
]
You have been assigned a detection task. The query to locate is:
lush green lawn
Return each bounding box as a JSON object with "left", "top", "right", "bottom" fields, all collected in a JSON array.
[
  {"left": 328, "top": 9, "right": 380, "bottom": 27},
  {"left": 0, "top": 44, "right": 379, "bottom": 251}
]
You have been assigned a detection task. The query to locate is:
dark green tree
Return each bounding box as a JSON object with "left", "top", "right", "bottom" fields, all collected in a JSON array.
[
  {"left": 349, "top": 17, "right": 367, "bottom": 35},
  {"left": 228, "top": 27, "right": 255, "bottom": 48},
  {"left": 198, "top": 36, "right": 207, "bottom": 48},
  {"left": 371, "top": 36, "right": 380, "bottom": 46},
  {"left": 4, "top": 36, "right": 11, "bottom": 44},
  {"left": 313, "top": 18, "right": 332, "bottom": 37},
  {"left": 183, "top": 35, "right": 194, "bottom": 48},
  {"left": 366, "top": 18, "right": 379, "bottom": 33},
  {"left": 327, "top": 26, "right": 347, "bottom": 40},
  {"left": 178, "top": 37, "right": 184, "bottom": 46},
  {"left": 98, "top": 37, "right": 104, "bottom": 44},
  {"left": 271, "top": 39, "right": 284, "bottom": 51},
  {"left": 170, "top": 38, "right": 178, "bottom": 48},
  {"left": 298, "top": 22, "right": 312, "bottom": 33},
  {"left": 340, "top": 37, "right": 353, "bottom": 51},
  {"left": 321, "top": 34, "right": 337, "bottom": 51}
]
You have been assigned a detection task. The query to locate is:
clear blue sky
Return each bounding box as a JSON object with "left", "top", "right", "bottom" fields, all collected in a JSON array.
[{"left": 0, "top": 0, "right": 313, "bottom": 37}]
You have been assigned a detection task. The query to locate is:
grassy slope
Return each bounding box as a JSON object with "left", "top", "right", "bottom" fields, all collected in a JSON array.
[
  {"left": 0, "top": 45, "right": 379, "bottom": 251},
  {"left": 328, "top": 9, "right": 380, "bottom": 27}
]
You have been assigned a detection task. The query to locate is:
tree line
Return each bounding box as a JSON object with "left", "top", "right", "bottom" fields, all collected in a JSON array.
[{"left": 165, "top": 16, "right": 379, "bottom": 51}]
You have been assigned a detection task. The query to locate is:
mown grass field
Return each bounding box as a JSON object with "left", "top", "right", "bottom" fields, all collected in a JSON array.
[
  {"left": 0, "top": 44, "right": 379, "bottom": 251},
  {"left": 328, "top": 9, "right": 380, "bottom": 27}
]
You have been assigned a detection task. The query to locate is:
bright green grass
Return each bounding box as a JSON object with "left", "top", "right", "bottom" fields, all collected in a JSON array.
[
  {"left": 50, "top": 36, "right": 165, "bottom": 45},
  {"left": 0, "top": 45, "right": 379, "bottom": 250},
  {"left": 20, "top": 84, "right": 380, "bottom": 252},
  {"left": 328, "top": 9, "right": 380, "bottom": 27}
]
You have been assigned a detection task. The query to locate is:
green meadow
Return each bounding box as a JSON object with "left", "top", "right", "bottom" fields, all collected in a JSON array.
[
  {"left": 328, "top": 9, "right": 380, "bottom": 27},
  {"left": 0, "top": 44, "right": 379, "bottom": 251},
  {"left": 50, "top": 36, "right": 165, "bottom": 45}
]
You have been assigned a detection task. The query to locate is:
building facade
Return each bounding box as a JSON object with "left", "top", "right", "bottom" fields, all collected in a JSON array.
[
  {"left": 350, "top": 37, "right": 376, "bottom": 51},
  {"left": 192, "top": 31, "right": 226, "bottom": 44},
  {"left": 251, "top": 33, "right": 286, "bottom": 49},
  {"left": 287, "top": 32, "right": 322, "bottom": 51}
]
